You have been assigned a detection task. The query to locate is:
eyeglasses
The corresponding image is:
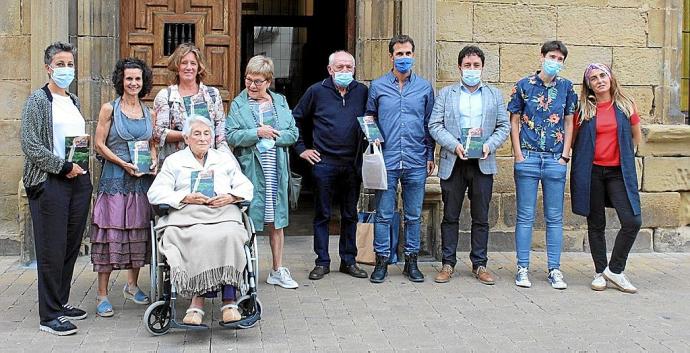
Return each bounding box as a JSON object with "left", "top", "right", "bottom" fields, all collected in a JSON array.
[{"left": 244, "top": 77, "right": 267, "bottom": 87}]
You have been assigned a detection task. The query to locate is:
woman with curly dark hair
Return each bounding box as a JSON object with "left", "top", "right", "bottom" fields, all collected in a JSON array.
[{"left": 90, "top": 57, "right": 157, "bottom": 317}]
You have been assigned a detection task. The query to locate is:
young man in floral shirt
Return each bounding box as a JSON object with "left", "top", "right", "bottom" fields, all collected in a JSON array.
[{"left": 507, "top": 40, "right": 578, "bottom": 290}]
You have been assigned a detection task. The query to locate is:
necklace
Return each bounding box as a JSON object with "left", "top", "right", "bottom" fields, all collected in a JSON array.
[{"left": 120, "top": 98, "right": 143, "bottom": 119}]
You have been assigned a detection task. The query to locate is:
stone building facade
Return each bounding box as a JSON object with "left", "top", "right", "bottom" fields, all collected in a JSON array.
[{"left": 1, "top": 0, "right": 688, "bottom": 258}]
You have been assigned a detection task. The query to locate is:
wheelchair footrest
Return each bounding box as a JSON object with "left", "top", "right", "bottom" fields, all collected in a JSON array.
[{"left": 218, "top": 312, "right": 261, "bottom": 329}]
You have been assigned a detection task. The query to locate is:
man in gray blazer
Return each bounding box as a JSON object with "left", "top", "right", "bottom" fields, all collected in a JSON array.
[{"left": 428, "top": 45, "right": 510, "bottom": 284}]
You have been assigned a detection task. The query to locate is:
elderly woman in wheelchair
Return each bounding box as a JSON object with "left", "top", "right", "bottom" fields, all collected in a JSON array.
[{"left": 147, "top": 115, "right": 254, "bottom": 326}]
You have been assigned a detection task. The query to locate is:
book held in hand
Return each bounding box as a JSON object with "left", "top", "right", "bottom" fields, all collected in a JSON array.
[
  {"left": 190, "top": 170, "right": 215, "bottom": 198},
  {"left": 65, "top": 135, "right": 90, "bottom": 172},
  {"left": 357, "top": 116, "right": 384, "bottom": 142},
  {"left": 127, "top": 140, "right": 153, "bottom": 174},
  {"left": 461, "top": 127, "right": 485, "bottom": 159}
]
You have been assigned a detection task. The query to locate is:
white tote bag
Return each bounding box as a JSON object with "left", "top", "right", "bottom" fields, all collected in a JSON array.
[{"left": 362, "top": 143, "right": 388, "bottom": 190}]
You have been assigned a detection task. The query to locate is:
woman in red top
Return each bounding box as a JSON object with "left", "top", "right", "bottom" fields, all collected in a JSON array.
[{"left": 571, "top": 63, "right": 642, "bottom": 294}]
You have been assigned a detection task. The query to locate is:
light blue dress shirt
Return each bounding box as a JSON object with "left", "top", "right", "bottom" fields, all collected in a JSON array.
[
  {"left": 458, "top": 84, "right": 483, "bottom": 129},
  {"left": 365, "top": 71, "right": 435, "bottom": 170}
]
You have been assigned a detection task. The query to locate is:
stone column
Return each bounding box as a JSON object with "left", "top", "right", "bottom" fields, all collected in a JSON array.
[
  {"left": 401, "top": 0, "right": 436, "bottom": 86},
  {"left": 403, "top": 0, "right": 441, "bottom": 260},
  {"left": 30, "top": 0, "right": 70, "bottom": 90},
  {"left": 75, "top": 0, "right": 120, "bottom": 254},
  {"left": 356, "top": 0, "right": 396, "bottom": 81},
  {"left": 657, "top": 0, "right": 685, "bottom": 124}
]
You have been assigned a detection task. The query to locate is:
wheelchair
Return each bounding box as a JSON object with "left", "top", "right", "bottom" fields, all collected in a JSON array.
[{"left": 143, "top": 201, "right": 262, "bottom": 335}]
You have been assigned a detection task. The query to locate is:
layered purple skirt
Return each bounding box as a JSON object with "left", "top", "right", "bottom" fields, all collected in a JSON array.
[{"left": 90, "top": 162, "right": 153, "bottom": 273}]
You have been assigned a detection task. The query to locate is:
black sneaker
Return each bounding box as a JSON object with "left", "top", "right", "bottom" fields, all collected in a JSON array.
[
  {"left": 62, "top": 304, "right": 87, "bottom": 320},
  {"left": 39, "top": 316, "right": 78, "bottom": 336}
]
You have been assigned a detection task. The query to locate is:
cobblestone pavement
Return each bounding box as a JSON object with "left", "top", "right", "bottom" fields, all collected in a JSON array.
[{"left": 1, "top": 236, "right": 689, "bottom": 353}]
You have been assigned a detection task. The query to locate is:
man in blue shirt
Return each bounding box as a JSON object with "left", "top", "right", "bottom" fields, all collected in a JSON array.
[
  {"left": 293, "top": 51, "right": 369, "bottom": 281},
  {"left": 428, "top": 45, "right": 510, "bottom": 285},
  {"left": 366, "top": 34, "right": 435, "bottom": 283},
  {"left": 507, "top": 40, "right": 578, "bottom": 290}
]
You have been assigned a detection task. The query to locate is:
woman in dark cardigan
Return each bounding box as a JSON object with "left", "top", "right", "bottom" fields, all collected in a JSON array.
[
  {"left": 570, "top": 63, "right": 642, "bottom": 294},
  {"left": 20, "top": 41, "right": 92, "bottom": 335}
]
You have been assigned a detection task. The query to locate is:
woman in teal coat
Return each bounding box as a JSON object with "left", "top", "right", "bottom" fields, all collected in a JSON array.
[{"left": 226, "top": 55, "right": 299, "bottom": 289}]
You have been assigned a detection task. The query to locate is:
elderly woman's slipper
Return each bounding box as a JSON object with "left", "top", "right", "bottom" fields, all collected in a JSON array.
[
  {"left": 96, "top": 297, "right": 114, "bottom": 317},
  {"left": 123, "top": 284, "right": 150, "bottom": 305},
  {"left": 183, "top": 307, "right": 205, "bottom": 325},
  {"left": 220, "top": 304, "right": 241, "bottom": 323}
]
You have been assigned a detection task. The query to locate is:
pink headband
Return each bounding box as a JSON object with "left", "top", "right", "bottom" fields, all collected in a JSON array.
[{"left": 584, "top": 63, "right": 612, "bottom": 87}]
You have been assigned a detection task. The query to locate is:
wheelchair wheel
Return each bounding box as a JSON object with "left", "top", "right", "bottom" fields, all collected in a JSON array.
[
  {"left": 236, "top": 296, "right": 262, "bottom": 329},
  {"left": 143, "top": 300, "right": 172, "bottom": 336}
]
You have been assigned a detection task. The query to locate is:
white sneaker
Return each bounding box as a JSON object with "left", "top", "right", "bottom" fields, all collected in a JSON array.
[
  {"left": 547, "top": 269, "right": 567, "bottom": 290},
  {"left": 591, "top": 273, "right": 606, "bottom": 291},
  {"left": 267, "top": 267, "right": 299, "bottom": 289},
  {"left": 603, "top": 267, "right": 637, "bottom": 294},
  {"left": 515, "top": 266, "right": 531, "bottom": 288}
]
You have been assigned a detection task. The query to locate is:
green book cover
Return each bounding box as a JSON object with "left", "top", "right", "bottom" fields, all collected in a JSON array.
[
  {"left": 190, "top": 170, "right": 215, "bottom": 198},
  {"left": 461, "top": 128, "right": 485, "bottom": 159},
  {"left": 357, "top": 116, "right": 384, "bottom": 142},
  {"left": 127, "top": 140, "right": 153, "bottom": 174},
  {"left": 65, "top": 135, "right": 90, "bottom": 172}
]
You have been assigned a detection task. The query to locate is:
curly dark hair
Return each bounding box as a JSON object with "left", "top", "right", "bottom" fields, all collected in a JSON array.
[{"left": 112, "top": 57, "right": 153, "bottom": 98}]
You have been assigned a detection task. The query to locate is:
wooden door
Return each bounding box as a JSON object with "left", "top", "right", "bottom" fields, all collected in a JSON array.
[{"left": 120, "top": 0, "right": 241, "bottom": 106}]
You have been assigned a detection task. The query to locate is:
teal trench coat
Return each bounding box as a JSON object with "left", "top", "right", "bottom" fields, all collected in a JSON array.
[{"left": 226, "top": 89, "right": 298, "bottom": 231}]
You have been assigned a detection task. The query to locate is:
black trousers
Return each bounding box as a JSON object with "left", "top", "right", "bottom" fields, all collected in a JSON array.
[
  {"left": 28, "top": 174, "right": 92, "bottom": 322},
  {"left": 587, "top": 165, "right": 641, "bottom": 274},
  {"left": 440, "top": 159, "right": 493, "bottom": 268}
]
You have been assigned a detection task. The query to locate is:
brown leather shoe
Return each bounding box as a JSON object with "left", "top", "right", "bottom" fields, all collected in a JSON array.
[
  {"left": 473, "top": 266, "right": 495, "bottom": 285},
  {"left": 434, "top": 264, "right": 454, "bottom": 283}
]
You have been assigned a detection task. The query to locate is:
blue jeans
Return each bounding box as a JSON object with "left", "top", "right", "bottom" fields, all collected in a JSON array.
[
  {"left": 312, "top": 162, "right": 360, "bottom": 266},
  {"left": 374, "top": 167, "right": 427, "bottom": 257},
  {"left": 514, "top": 150, "right": 567, "bottom": 270}
]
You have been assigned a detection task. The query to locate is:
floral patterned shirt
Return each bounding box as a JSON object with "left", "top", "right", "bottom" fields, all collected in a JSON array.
[
  {"left": 507, "top": 72, "right": 578, "bottom": 154},
  {"left": 152, "top": 83, "right": 230, "bottom": 162}
]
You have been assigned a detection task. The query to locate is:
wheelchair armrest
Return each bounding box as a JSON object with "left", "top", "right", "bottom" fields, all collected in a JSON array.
[
  {"left": 152, "top": 204, "right": 171, "bottom": 217},
  {"left": 237, "top": 200, "right": 251, "bottom": 209}
]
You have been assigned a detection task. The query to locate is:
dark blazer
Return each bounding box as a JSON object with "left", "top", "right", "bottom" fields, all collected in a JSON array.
[{"left": 570, "top": 105, "right": 641, "bottom": 216}]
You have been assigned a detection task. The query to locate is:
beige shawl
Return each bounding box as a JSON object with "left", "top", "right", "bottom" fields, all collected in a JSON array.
[{"left": 155, "top": 204, "right": 248, "bottom": 297}]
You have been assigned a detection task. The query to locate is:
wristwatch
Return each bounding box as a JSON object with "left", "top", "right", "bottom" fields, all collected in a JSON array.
[{"left": 560, "top": 156, "right": 570, "bottom": 163}]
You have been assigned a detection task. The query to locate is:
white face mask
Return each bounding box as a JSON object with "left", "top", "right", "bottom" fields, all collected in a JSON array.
[
  {"left": 461, "top": 69, "right": 482, "bottom": 86},
  {"left": 51, "top": 66, "right": 75, "bottom": 88}
]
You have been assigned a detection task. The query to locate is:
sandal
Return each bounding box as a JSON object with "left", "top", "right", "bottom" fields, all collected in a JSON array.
[
  {"left": 96, "top": 297, "right": 114, "bottom": 317},
  {"left": 183, "top": 307, "right": 205, "bottom": 325},
  {"left": 220, "top": 304, "right": 241, "bottom": 323},
  {"left": 123, "top": 284, "right": 150, "bottom": 305}
]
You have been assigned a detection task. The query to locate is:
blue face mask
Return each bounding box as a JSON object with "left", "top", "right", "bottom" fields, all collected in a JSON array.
[
  {"left": 333, "top": 72, "right": 354, "bottom": 88},
  {"left": 542, "top": 59, "right": 563, "bottom": 77},
  {"left": 461, "top": 69, "right": 482, "bottom": 87},
  {"left": 256, "top": 138, "right": 275, "bottom": 153},
  {"left": 394, "top": 57, "right": 414, "bottom": 74},
  {"left": 51, "top": 67, "right": 75, "bottom": 89}
]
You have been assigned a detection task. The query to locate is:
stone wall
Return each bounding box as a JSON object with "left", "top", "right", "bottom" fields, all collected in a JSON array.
[
  {"left": 1, "top": 0, "right": 688, "bottom": 256},
  {"left": 433, "top": 0, "right": 690, "bottom": 253},
  {"left": 0, "top": 0, "right": 30, "bottom": 255},
  {"left": 354, "top": 0, "right": 690, "bottom": 256}
]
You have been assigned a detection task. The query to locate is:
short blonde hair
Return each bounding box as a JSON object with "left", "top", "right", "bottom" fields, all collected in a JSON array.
[
  {"left": 167, "top": 43, "right": 208, "bottom": 84},
  {"left": 245, "top": 55, "right": 274, "bottom": 82}
]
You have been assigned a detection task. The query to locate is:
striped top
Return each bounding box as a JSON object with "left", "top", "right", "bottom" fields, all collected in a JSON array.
[{"left": 249, "top": 99, "right": 278, "bottom": 223}]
